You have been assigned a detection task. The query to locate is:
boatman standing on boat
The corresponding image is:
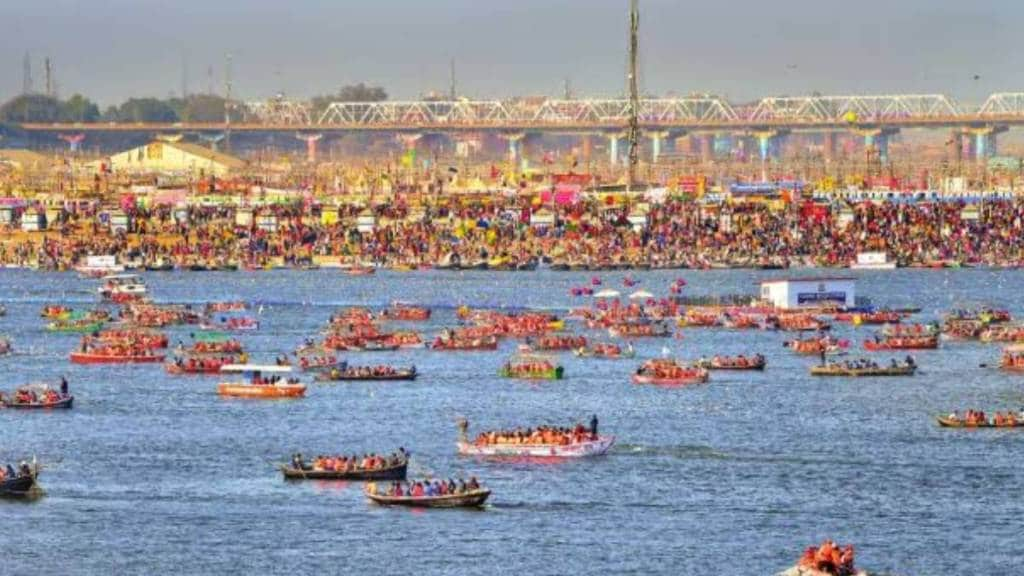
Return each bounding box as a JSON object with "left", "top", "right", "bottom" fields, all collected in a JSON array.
[
  {"left": 60, "top": 376, "right": 68, "bottom": 395},
  {"left": 590, "top": 414, "right": 598, "bottom": 439}
]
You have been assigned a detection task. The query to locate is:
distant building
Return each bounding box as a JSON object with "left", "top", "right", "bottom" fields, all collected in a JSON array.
[{"left": 108, "top": 141, "right": 246, "bottom": 177}]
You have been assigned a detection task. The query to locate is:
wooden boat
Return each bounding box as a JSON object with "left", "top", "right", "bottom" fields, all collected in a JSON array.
[
  {"left": 0, "top": 337, "right": 10, "bottom": 355},
  {"left": 863, "top": 336, "right": 938, "bottom": 351},
  {"left": 936, "top": 415, "right": 1024, "bottom": 428},
  {"left": 346, "top": 266, "right": 376, "bottom": 276},
  {"left": 809, "top": 364, "right": 916, "bottom": 377},
  {"left": 695, "top": 356, "right": 766, "bottom": 371},
  {"left": 0, "top": 387, "right": 73, "bottom": 409},
  {"left": 365, "top": 488, "right": 491, "bottom": 508},
  {"left": 430, "top": 337, "right": 499, "bottom": 351},
  {"left": 632, "top": 359, "right": 709, "bottom": 386},
  {"left": 280, "top": 460, "right": 408, "bottom": 481},
  {"left": 47, "top": 320, "right": 105, "bottom": 333},
  {"left": 70, "top": 350, "right": 165, "bottom": 364},
  {"left": 531, "top": 335, "right": 587, "bottom": 351},
  {"left": 498, "top": 358, "right": 564, "bottom": 380},
  {"left": 380, "top": 305, "right": 431, "bottom": 321},
  {"left": 217, "top": 364, "right": 306, "bottom": 398},
  {"left": 0, "top": 471, "right": 39, "bottom": 499},
  {"left": 572, "top": 345, "right": 636, "bottom": 359},
  {"left": 316, "top": 367, "right": 417, "bottom": 382}
]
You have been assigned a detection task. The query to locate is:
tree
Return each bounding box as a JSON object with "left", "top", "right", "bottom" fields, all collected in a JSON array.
[
  {"left": 104, "top": 98, "right": 179, "bottom": 122},
  {"left": 311, "top": 83, "right": 388, "bottom": 117},
  {"left": 61, "top": 94, "right": 100, "bottom": 122},
  {"left": 0, "top": 94, "right": 63, "bottom": 122}
]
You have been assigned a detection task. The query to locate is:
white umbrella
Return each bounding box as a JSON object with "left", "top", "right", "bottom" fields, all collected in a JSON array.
[
  {"left": 629, "top": 290, "right": 655, "bottom": 300},
  {"left": 593, "top": 289, "right": 621, "bottom": 298}
]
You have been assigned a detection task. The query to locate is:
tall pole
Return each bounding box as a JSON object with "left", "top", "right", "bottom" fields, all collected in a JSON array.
[
  {"left": 224, "top": 53, "right": 233, "bottom": 153},
  {"left": 449, "top": 58, "right": 457, "bottom": 101},
  {"left": 626, "top": 0, "right": 640, "bottom": 190}
]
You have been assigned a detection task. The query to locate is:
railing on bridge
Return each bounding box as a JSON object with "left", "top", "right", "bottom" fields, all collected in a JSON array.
[{"left": 239, "top": 93, "right": 1024, "bottom": 129}]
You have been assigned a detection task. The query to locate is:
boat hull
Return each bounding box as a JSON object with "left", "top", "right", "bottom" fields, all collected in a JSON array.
[
  {"left": 366, "top": 489, "right": 491, "bottom": 508},
  {"left": 632, "top": 373, "right": 708, "bottom": 386},
  {"left": 217, "top": 383, "right": 306, "bottom": 398},
  {"left": 457, "top": 436, "right": 615, "bottom": 457},
  {"left": 0, "top": 475, "right": 38, "bottom": 499},
  {"left": 936, "top": 416, "right": 1024, "bottom": 428},
  {"left": 2, "top": 396, "right": 73, "bottom": 409},
  {"left": 70, "top": 352, "right": 164, "bottom": 364},
  {"left": 281, "top": 462, "right": 407, "bottom": 481}
]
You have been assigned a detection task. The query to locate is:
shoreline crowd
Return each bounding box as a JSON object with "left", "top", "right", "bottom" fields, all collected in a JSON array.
[{"left": 3, "top": 195, "right": 1024, "bottom": 270}]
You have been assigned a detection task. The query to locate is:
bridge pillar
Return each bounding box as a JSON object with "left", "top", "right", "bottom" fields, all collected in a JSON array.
[
  {"left": 296, "top": 133, "right": 323, "bottom": 163},
  {"left": 649, "top": 131, "right": 670, "bottom": 163},
  {"left": 821, "top": 132, "right": 836, "bottom": 162},
  {"left": 854, "top": 128, "right": 898, "bottom": 164},
  {"left": 699, "top": 134, "right": 714, "bottom": 163},
  {"left": 498, "top": 132, "right": 526, "bottom": 163},
  {"left": 968, "top": 126, "right": 1008, "bottom": 162},
  {"left": 607, "top": 133, "right": 621, "bottom": 166},
  {"left": 581, "top": 134, "right": 593, "bottom": 164}
]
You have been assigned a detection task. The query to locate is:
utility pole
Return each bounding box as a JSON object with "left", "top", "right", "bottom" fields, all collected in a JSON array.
[
  {"left": 181, "top": 52, "right": 189, "bottom": 99},
  {"left": 563, "top": 77, "right": 572, "bottom": 100},
  {"left": 626, "top": 0, "right": 641, "bottom": 190},
  {"left": 224, "top": 53, "right": 233, "bottom": 153},
  {"left": 22, "top": 52, "right": 32, "bottom": 94},
  {"left": 45, "top": 57, "right": 53, "bottom": 97},
  {"left": 449, "top": 58, "right": 457, "bottom": 101}
]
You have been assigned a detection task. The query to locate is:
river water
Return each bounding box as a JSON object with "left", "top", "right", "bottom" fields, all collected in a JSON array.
[{"left": 1, "top": 268, "right": 1021, "bottom": 575}]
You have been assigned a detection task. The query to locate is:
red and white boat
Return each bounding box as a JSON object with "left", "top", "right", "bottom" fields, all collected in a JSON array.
[{"left": 457, "top": 436, "right": 615, "bottom": 457}]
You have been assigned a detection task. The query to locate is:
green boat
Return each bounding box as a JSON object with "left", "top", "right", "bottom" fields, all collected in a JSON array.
[
  {"left": 47, "top": 320, "right": 105, "bottom": 333},
  {"left": 498, "top": 354, "right": 565, "bottom": 380},
  {"left": 192, "top": 331, "right": 230, "bottom": 342}
]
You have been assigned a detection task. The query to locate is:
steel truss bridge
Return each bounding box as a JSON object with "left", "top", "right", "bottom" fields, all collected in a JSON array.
[{"left": 20, "top": 93, "right": 1024, "bottom": 134}]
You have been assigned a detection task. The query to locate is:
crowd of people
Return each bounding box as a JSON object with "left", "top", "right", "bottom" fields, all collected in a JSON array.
[{"left": 10, "top": 193, "right": 1024, "bottom": 271}]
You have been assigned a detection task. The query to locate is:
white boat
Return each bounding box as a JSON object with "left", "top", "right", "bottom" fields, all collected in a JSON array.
[
  {"left": 457, "top": 435, "right": 615, "bottom": 458},
  {"left": 97, "top": 273, "right": 147, "bottom": 297},
  {"left": 76, "top": 255, "right": 125, "bottom": 277},
  {"left": 850, "top": 251, "right": 897, "bottom": 270}
]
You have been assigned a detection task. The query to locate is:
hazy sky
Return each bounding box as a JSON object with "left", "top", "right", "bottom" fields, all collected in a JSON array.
[{"left": 1, "top": 0, "right": 1018, "bottom": 107}]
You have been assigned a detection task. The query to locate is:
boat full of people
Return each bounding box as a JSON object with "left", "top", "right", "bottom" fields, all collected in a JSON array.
[
  {"left": 999, "top": 345, "right": 1024, "bottom": 371},
  {"left": 632, "top": 359, "right": 709, "bottom": 386},
  {"left": 573, "top": 342, "right": 635, "bottom": 359},
  {"left": 98, "top": 274, "right": 147, "bottom": 299},
  {"left": 280, "top": 450, "right": 409, "bottom": 480},
  {"left": 217, "top": 364, "right": 306, "bottom": 398},
  {"left": 0, "top": 380, "right": 73, "bottom": 409},
  {"left": 430, "top": 334, "right": 499, "bottom": 351},
  {"left": 778, "top": 539, "right": 864, "bottom": 576},
  {"left": 364, "top": 477, "right": 490, "bottom": 508},
  {"left": 0, "top": 461, "right": 41, "bottom": 499},
  {"left": 498, "top": 355, "right": 564, "bottom": 380},
  {"left": 200, "top": 316, "right": 259, "bottom": 331},
  {"left": 379, "top": 303, "right": 431, "bottom": 321},
  {"left": 936, "top": 409, "right": 1024, "bottom": 428},
  {"left": 530, "top": 334, "right": 587, "bottom": 351},
  {"left": 810, "top": 357, "right": 917, "bottom": 377},
  {"left": 70, "top": 341, "right": 165, "bottom": 364},
  {"left": 315, "top": 365, "right": 418, "bottom": 382},
  {"left": 695, "top": 354, "right": 766, "bottom": 371},
  {"left": 862, "top": 334, "right": 938, "bottom": 351},
  {"left": 456, "top": 418, "right": 614, "bottom": 458}
]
